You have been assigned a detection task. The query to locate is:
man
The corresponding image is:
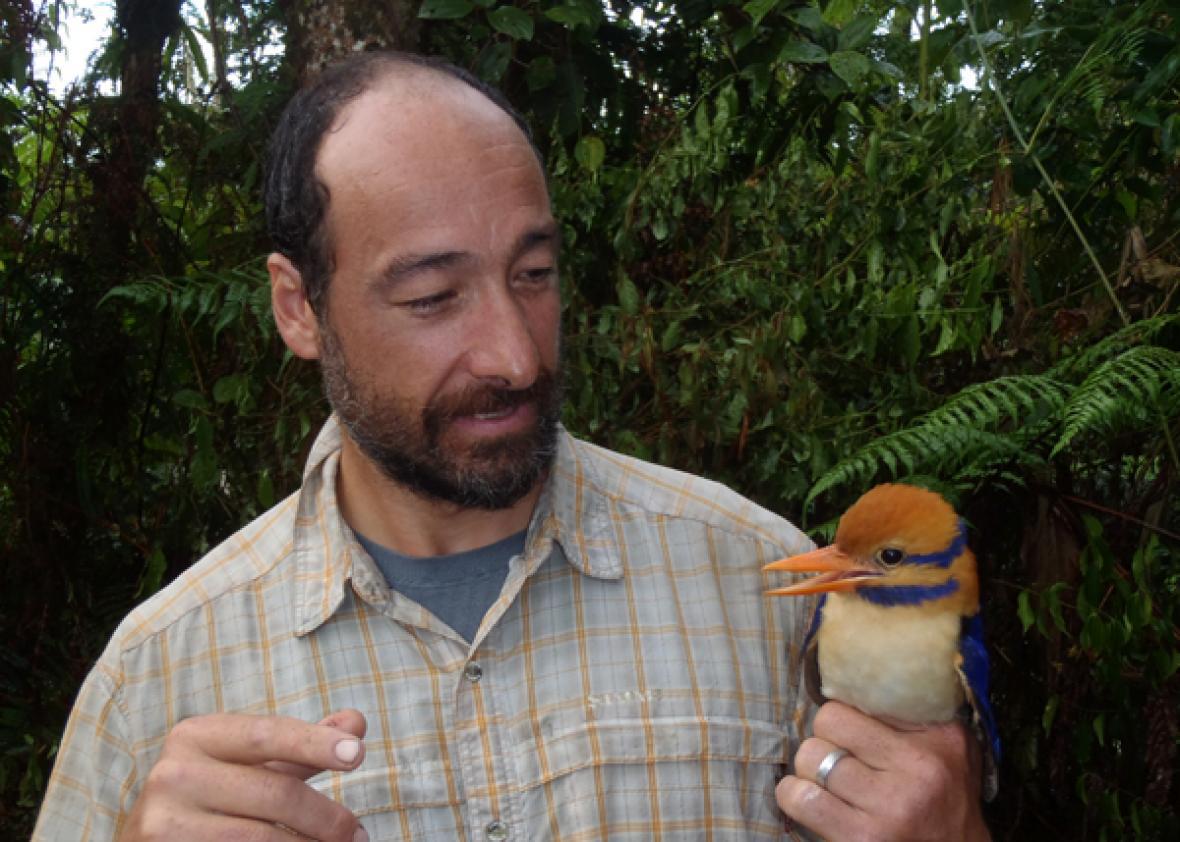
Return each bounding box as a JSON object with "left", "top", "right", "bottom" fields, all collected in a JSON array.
[{"left": 35, "top": 53, "right": 989, "bottom": 841}]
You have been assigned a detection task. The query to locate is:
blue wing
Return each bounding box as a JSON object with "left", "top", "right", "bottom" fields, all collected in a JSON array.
[
  {"left": 957, "top": 612, "right": 1000, "bottom": 800},
  {"left": 804, "top": 593, "right": 826, "bottom": 651},
  {"left": 802, "top": 595, "right": 826, "bottom": 707}
]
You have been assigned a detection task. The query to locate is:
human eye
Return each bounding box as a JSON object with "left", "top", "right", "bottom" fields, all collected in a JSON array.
[
  {"left": 399, "top": 289, "right": 456, "bottom": 316},
  {"left": 516, "top": 265, "right": 558, "bottom": 289}
]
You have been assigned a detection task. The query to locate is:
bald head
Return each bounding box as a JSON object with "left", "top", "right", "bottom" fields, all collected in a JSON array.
[{"left": 263, "top": 52, "right": 541, "bottom": 315}]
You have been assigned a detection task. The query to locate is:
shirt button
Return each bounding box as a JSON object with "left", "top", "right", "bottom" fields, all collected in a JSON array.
[
  {"left": 464, "top": 662, "right": 483, "bottom": 683},
  {"left": 485, "top": 820, "right": 508, "bottom": 841}
]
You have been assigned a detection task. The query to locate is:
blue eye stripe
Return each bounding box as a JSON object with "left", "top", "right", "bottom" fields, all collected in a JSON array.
[
  {"left": 906, "top": 519, "right": 969, "bottom": 568},
  {"left": 858, "top": 578, "right": 961, "bottom": 606}
]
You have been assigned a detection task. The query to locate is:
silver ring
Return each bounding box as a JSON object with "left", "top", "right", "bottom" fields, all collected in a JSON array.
[{"left": 815, "top": 747, "right": 849, "bottom": 790}]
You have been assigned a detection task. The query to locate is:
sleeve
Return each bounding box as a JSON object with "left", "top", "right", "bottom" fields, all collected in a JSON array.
[{"left": 32, "top": 663, "right": 140, "bottom": 841}]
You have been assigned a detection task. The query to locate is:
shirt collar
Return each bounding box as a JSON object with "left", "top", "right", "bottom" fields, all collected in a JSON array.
[{"left": 292, "top": 415, "right": 621, "bottom": 635}]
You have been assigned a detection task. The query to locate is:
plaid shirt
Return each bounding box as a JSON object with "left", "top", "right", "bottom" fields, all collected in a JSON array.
[{"left": 36, "top": 418, "right": 816, "bottom": 841}]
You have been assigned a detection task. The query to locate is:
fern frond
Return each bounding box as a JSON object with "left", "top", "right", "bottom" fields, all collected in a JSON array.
[
  {"left": 1050, "top": 313, "right": 1180, "bottom": 381},
  {"left": 1052, "top": 346, "right": 1180, "bottom": 456},
  {"left": 806, "top": 374, "right": 1068, "bottom": 504},
  {"left": 101, "top": 263, "right": 271, "bottom": 334},
  {"left": 1063, "top": 26, "right": 1145, "bottom": 113},
  {"left": 807, "top": 424, "right": 1031, "bottom": 506}
]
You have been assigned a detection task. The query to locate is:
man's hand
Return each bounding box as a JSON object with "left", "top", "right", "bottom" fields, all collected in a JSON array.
[
  {"left": 777, "top": 702, "right": 990, "bottom": 842},
  {"left": 121, "top": 709, "right": 369, "bottom": 842}
]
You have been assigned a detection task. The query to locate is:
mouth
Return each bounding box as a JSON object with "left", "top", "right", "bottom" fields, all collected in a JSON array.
[
  {"left": 449, "top": 401, "right": 537, "bottom": 437},
  {"left": 762, "top": 545, "right": 880, "bottom": 596},
  {"left": 472, "top": 407, "right": 517, "bottom": 421}
]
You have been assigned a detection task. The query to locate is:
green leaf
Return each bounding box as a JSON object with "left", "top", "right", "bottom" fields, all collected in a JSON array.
[
  {"left": 544, "top": 0, "right": 601, "bottom": 29},
  {"left": 1042, "top": 694, "right": 1059, "bottom": 734},
  {"left": 990, "top": 297, "right": 1003, "bottom": 335},
  {"left": 212, "top": 373, "right": 248, "bottom": 404},
  {"left": 789, "top": 313, "right": 807, "bottom": 343},
  {"left": 257, "top": 470, "right": 275, "bottom": 508},
  {"left": 173, "top": 389, "right": 208, "bottom": 410},
  {"left": 828, "top": 50, "right": 872, "bottom": 89},
  {"left": 418, "top": 0, "right": 474, "bottom": 19},
  {"left": 575, "top": 135, "right": 605, "bottom": 172},
  {"left": 137, "top": 548, "right": 168, "bottom": 598},
  {"left": 821, "top": 0, "right": 857, "bottom": 26},
  {"left": 617, "top": 274, "right": 640, "bottom": 315},
  {"left": 474, "top": 41, "right": 512, "bottom": 82},
  {"left": 867, "top": 240, "right": 883, "bottom": 282},
  {"left": 659, "top": 323, "right": 681, "bottom": 354},
  {"left": 779, "top": 40, "right": 829, "bottom": 64},
  {"left": 179, "top": 22, "right": 209, "bottom": 83},
  {"left": 743, "top": 0, "right": 780, "bottom": 27},
  {"left": 838, "top": 14, "right": 878, "bottom": 51},
  {"left": 785, "top": 6, "right": 826, "bottom": 33},
  {"left": 526, "top": 55, "right": 556, "bottom": 91},
  {"left": 932, "top": 319, "right": 956, "bottom": 355},
  {"left": 487, "top": 6, "right": 534, "bottom": 40}
]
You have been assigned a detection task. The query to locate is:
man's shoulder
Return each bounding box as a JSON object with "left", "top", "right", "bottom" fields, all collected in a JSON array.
[
  {"left": 566, "top": 434, "right": 810, "bottom": 553},
  {"left": 107, "top": 491, "right": 303, "bottom": 657}
]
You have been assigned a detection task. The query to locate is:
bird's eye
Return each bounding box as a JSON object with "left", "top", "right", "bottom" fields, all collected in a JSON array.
[{"left": 877, "top": 547, "right": 905, "bottom": 567}]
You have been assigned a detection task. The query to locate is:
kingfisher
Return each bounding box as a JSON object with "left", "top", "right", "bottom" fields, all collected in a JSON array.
[{"left": 764, "top": 483, "right": 1000, "bottom": 800}]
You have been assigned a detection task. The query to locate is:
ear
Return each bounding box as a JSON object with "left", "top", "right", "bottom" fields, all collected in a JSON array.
[{"left": 268, "top": 252, "right": 321, "bottom": 360}]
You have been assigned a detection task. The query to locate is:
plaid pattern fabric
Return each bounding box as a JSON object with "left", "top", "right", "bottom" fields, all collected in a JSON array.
[{"left": 35, "top": 418, "right": 817, "bottom": 841}]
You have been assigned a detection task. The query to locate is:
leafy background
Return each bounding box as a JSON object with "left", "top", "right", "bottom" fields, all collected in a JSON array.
[{"left": 2, "top": 0, "right": 1177, "bottom": 838}]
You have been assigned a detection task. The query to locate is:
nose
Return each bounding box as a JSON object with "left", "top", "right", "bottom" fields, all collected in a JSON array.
[{"left": 463, "top": 284, "right": 542, "bottom": 389}]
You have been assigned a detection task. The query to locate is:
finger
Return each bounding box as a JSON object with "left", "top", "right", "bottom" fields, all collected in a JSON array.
[
  {"left": 267, "top": 709, "right": 369, "bottom": 779},
  {"left": 776, "top": 773, "right": 869, "bottom": 841},
  {"left": 175, "top": 758, "right": 361, "bottom": 842},
  {"left": 127, "top": 800, "right": 351, "bottom": 842},
  {"left": 318, "top": 709, "right": 368, "bottom": 739},
  {"left": 793, "top": 736, "right": 878, "bottom": 809},
  {"left": 169, "top": 713, "right": 364, "bottom": 772},
  {"left": 811, "top": 701, "right": 915, "bottom": 769}
]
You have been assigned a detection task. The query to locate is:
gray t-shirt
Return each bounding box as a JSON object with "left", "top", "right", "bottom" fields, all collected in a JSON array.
[{"left": 353, "top": 529, "right": 525, "bottom": 642}]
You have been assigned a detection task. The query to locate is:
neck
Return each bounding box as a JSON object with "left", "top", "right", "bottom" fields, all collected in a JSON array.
[{"left": 336, "top": 435, "right": 543, "bottom": 557}]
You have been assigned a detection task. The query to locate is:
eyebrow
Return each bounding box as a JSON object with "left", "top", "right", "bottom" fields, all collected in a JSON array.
[
  {"left": 371, "top": 221, "right": 561, "bottom": 293},
  {"left": 511, "top": 222, "right": 561, "bottom": 263},
  {"left": 372, "top": 250, "right": 469, "bottom": 293}
]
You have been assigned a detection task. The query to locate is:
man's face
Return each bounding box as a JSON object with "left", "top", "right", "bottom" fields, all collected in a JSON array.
[{"left": 312, "top": 77, "right": 563, "bottom": 509}]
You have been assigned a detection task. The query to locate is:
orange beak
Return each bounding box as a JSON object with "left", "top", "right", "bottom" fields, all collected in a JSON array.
[{"left": 762, "top": 545, "right": 880, "bottom": 596}]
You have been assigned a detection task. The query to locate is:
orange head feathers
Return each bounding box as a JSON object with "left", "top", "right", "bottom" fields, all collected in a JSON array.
[{"left": 764, "top": 483, "right": 979, "bottom": 615}]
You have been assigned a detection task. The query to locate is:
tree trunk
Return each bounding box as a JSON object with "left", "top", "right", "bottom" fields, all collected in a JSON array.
[
  {"left": 279, "top": 0, "right": 422, "bottom": 84},
  {"left": 85, "top": 0, "right": 184, "bottom": 277}
]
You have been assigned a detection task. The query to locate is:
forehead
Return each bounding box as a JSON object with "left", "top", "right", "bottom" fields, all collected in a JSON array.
[{"left": 315, "top": 72, "right": 542, "bottom": 197}]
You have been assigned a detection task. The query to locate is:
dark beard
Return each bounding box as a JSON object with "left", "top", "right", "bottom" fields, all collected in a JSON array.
[{"left": 319, "top": 323, "right": 563, "bottom": 510}]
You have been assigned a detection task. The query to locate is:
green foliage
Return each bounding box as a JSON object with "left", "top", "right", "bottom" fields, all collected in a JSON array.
[
  {"left": 1019, "top": 522, "right": 1179, "bottom": 841},
  {"left": 808, "top": 313, "right": 1180, "bottom": 503},
  {"left": 3, "top": 0, "right": 1178, "bottom": 837}
]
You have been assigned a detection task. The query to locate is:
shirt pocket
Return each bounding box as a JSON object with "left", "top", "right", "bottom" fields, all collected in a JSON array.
[
  {"left": 514, "top": 714, "right": 789, "bottom": 837},
  {"left": 308, "top": 760, "right": 462, "bottom": 841},
  {"left": 532, "top": 714, "right": 787, "bottom": 771}
]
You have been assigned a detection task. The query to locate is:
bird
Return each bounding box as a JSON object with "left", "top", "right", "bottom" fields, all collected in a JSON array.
[{"left": 764, "top": 482, "right": 1000, "bottom": 800}]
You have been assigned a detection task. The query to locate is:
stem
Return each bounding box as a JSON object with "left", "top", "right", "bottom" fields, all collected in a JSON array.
[
  {"left": 919, "top": 0, "right": 932, "bottom": 101},
  {"left": 962, "top": 0, "right": 1130, "bottom": 327}
]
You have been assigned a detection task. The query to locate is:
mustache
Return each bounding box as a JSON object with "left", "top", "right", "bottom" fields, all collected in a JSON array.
[{"left": 427, "top": 369, "right": 559, "bottom": 424}]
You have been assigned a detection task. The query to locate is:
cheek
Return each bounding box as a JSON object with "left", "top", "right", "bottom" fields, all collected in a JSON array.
[{"left": 528, "top": 292, "right": 563, "bottom": 359}]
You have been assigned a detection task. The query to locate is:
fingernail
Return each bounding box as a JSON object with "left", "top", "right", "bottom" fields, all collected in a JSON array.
[
  {"left": 335, "top": 738, "right": 361, "bottom": 764},
  {"left": 353, "top": 827, "right": 369, "bottom": 842}
]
